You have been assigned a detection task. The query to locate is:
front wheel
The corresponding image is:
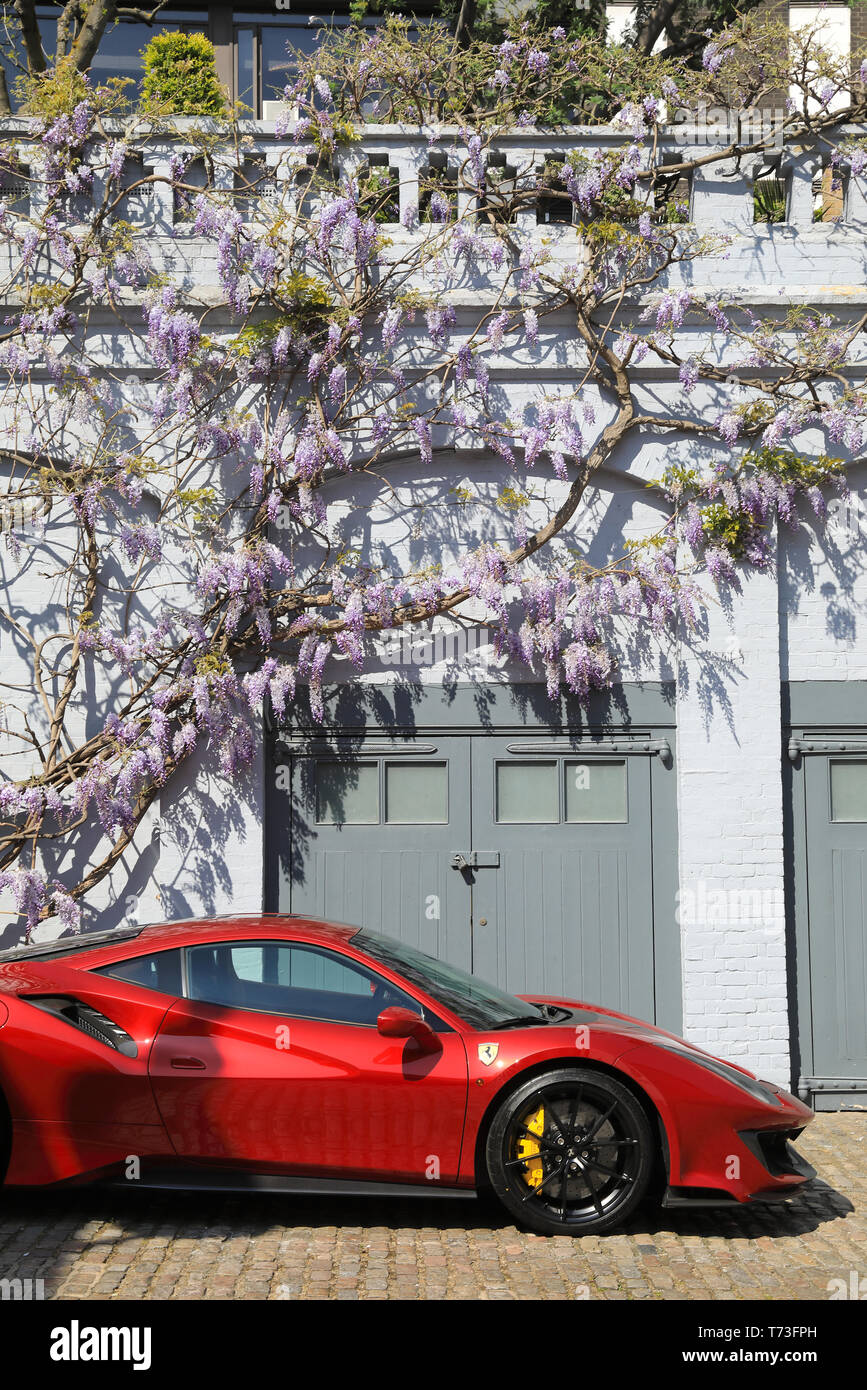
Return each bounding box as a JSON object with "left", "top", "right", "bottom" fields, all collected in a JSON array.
[{"left": 485, "top": 1067, "right": 654, "bottom": 1236}]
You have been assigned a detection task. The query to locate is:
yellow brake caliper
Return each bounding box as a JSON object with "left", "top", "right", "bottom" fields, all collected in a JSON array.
[{"left": 515, "top": 1105, "right": 545, "bottom": 1188}]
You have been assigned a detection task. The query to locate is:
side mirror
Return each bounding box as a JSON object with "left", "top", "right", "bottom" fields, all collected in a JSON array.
[{"left": 376, "top": 1005, "right": 441, "bottom": 1053}]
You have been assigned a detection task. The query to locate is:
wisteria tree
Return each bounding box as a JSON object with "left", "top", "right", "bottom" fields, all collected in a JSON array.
[{"left": 0, "top": 15, "right": 865, "bottom": 937}]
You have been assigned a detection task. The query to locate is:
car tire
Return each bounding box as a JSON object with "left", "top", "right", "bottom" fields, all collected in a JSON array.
[{"left": 485, "top": 1066, "right": 654, "bottom": 1236}]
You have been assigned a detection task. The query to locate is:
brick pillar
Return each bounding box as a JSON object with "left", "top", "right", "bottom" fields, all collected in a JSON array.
[{"left": 676, "top": 530, "right": 790, "bottom": 1084}]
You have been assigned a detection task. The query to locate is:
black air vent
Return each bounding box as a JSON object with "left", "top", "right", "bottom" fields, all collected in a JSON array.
[{"left": 23, "top": 996, "right": 137, "bottom": 1058}]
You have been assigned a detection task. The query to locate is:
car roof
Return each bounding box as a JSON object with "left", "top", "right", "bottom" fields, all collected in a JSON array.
[{"left": 0, "top": 915, "right": 362, "bottom": 969}]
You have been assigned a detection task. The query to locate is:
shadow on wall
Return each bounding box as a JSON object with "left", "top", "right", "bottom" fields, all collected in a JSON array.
[
  {"left": 0, "top": 827, "right": 160, "bottom": 951},
  {"left": 155, "top": 738, "right": 260, "bottom": 923},
  {"left": 0, "top": 737, "right": 258, "bottom": 949},
  {"left": 780, "top": 459, "right": 867, "bottom": 673}
]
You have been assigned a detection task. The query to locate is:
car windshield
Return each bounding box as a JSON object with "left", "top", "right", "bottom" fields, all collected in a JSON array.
[{"left": 354, "top": 930, "right": 545, "bottom": 1029}]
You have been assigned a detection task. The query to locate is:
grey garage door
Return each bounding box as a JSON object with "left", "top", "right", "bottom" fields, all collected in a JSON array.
[
  {"left": 797, "top": 750, "right": 867, "bottom": 1107},
  {"left": 276, "top": 732, "right": 674, "bottom": 1026},
  {"left": 281, "top": 737, "right": 474, "bottom": 974}
]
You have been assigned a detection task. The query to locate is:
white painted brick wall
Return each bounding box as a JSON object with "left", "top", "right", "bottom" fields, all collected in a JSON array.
[
  {"left": 675, "top": 537, "right": 791, "bottom": 1083},
  {"left": 781, "top": 463, "right": 867, "bottom": 680},
  {"left": 156, "top": 722, "right": 266, "bottom": 921}
]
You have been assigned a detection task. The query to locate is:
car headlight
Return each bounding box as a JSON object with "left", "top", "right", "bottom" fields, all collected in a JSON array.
[{"left": 656, "top": 1041, "right": 783, "bottom": 1105}]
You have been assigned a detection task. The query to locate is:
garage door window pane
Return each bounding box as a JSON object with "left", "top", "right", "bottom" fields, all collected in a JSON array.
[
  {"left": 565, "top": 760, "right": 627, "bottom": 823},
  {"left": 496, "top": 762, "right": 558, "bottom": 823},
  {"left": 315, "top": 762, "right": 379, "bottom": 824},
  {"left": 830, "top": 760, "right": 867, "bottom": 822},
  {"left": 385, "top": 762, "right": 448, "bottom": 823}
]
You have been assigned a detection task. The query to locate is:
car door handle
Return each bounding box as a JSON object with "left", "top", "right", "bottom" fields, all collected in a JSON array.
[{"left": 169, "top": 1055, "right": 207, "bottom": 1069}]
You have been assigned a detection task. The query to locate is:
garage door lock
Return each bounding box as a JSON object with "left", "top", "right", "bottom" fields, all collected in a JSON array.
[{"left": 450, "top": 851, "right": 500, "bottom": 870}]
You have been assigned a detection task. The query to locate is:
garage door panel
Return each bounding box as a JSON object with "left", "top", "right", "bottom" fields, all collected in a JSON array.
[
  {"left": 834, "top": 848, "right": 867, "bottom": 1064},
  {"left": 285, "top": 740, "right": 473, "bottom": 974},
  {"left": 802, "top": 753, "right": 867, "bottom": 1092},
  {"left": 279, "top": 728, "right": 673, "bottom": 1027},
  {"left": 471, "top": 740, "right": 656, "bottom": 1019}
]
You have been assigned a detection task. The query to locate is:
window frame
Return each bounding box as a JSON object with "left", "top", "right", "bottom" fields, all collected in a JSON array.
[
  {"left": 564, "top": 758, "right": 629, "bottom": 825},
  {"left": 181, "top": 937, "right": 452, "bottom": 1031},
  {"left": 91, "top": 945, "right": 185, "bottom": 997},
  {"left": 828, "top": 757, "right": 867, "bottom": 823},
  {"left": 493, "top": 754, "right": 630, "bottom": 825},
  {"left": 313, "top": 755, "right": 450, "bottom": 827},
  {"left": 231, "top": 13, "right": 387, "bottom": 117},
  {"left": 495, "top": 758, "right": 559, "bottom": 824}
]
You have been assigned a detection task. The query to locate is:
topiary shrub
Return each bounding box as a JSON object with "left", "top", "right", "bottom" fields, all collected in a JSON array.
[{"left": 140, "top": 32, "right": 228, "bottom": 118}]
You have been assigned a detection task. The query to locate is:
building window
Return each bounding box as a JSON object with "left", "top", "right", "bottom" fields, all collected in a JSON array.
[
  {"left": 315, "top": 761, "right": 380, "bottom": 825},
  {"left": 384, "top": 762, "right": 448, "bottom": 824},
  {"left": 0, "top": 8, "right": 406, "bottom": 120},
  {"left": 830, "top": 761, "right": 867, "bottom": 822},
  {"left": 565, "top": 761, "right": 627, "bottom": 824},
  {"left": 88, "top": 10, "right": 207, "bottom": 99},
  {"left": 0, "top": 7, "right": 208, "bottom": 108},
  {"left": 234, "top": 16, "right": 325, "bottom": 118},
  {"left": 496, "top": 762, "right": 559, "bottom": 823}
]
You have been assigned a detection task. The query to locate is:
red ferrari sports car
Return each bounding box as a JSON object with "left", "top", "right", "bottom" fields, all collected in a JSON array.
[{"left": 0, "top": 915, "right": 815, "bottom": 1235}]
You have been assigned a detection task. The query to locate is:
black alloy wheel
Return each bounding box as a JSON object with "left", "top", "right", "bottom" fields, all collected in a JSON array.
[{"left": 486, "top": 1067, "right": 654, "bottom": 1236}]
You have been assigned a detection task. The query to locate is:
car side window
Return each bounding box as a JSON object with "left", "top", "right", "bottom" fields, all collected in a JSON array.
[
  {"left": 184, "top": 941, "right": 425, "bottom": 1027},
  {"left": 92, "top": 948, "right": 183, "bottom": 997}
]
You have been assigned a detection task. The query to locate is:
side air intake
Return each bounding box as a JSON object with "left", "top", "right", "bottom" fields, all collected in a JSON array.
[{"left": 22, "top": 996, "right": 137, "bottom": 1058}]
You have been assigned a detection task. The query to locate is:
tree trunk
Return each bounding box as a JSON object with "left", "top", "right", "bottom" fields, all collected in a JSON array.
[
  {"left": 70, "top": 0, "right": 120, "bottom": 72},
  {"left": 13, "top": 0, "right": 47, "bottom": 72},
  {"left": 454, "top": 0, "right": 478, "bottom": 48},
  {"left": 633, "top": 0, "right": 683, "bottom": 55}
]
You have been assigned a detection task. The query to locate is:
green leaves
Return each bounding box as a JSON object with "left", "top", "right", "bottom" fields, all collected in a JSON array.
[
  {"left": 698, "top": 502, "right": 755, "bottom": 556},
  {"left": 742, "top": 446, "right": 845, "bottom": 489},
  {"left": 140, "top": 32, "right": 228, "bottom": 119}
]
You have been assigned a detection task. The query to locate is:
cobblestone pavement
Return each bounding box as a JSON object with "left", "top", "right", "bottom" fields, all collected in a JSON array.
[{"left": 0, "top": 1114, "right": 863, "bottom": 1300}]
